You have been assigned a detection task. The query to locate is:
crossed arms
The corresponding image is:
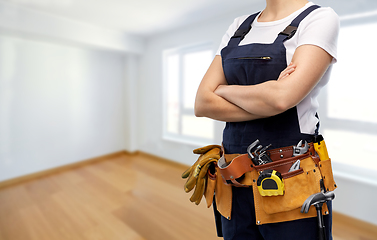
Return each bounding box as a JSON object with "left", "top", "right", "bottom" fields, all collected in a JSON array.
[{"left": 194, "top": 44, "right": 333, "bottom": 122}]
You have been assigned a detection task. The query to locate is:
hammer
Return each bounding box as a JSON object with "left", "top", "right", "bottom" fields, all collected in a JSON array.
[{"left": 301, "top": 191, "right": 335, "bottom": 240}]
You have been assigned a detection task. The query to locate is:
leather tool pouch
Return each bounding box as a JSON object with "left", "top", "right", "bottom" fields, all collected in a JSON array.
[
  {"left": 191, "top": 143, "right": 338, "bottom": 225},
  {"left": 249, "top": 153, "right": 337, "bottom": 224}
]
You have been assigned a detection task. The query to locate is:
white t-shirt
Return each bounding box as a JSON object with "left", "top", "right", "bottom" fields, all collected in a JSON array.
[{"left": 216, "top": 2, "right": 339, "bottom": 135}]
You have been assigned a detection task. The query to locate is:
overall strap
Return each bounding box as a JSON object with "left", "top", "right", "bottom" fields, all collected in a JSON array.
[
  {"left": 275, "top": 5, "right": 321, "bottom": 43},
  {"left": 227, "top": 12, "right": 260, "bottom": 47}
]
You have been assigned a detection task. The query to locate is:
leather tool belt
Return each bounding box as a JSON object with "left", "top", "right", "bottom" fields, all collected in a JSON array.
[
  {"left": 218, "top": 143, "right": 316, "bottom": 187},
  {"left": 216, "top": 142, "right": 337, "bottom": 225}
]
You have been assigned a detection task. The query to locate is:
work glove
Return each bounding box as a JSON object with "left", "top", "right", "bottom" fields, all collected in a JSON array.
[{"left": 182, "top": 145, "right": 221, "bottom": 205}]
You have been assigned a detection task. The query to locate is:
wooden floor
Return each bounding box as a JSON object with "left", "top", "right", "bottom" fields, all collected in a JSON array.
[{"left": 0, "top": 152, "right": 376, "bottom": 240}]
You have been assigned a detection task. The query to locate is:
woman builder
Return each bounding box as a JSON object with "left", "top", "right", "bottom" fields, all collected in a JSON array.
[{"left": 191, "top": 0, "right": 339, "bottom": 239}]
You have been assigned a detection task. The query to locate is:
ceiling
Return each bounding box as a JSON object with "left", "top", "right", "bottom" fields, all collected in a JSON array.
[
  {"left": 1, "top": 0, "right": 376, "bottom": 37},
  {"left": 0, "top": 0, "right": 262, "bottom": 36}
]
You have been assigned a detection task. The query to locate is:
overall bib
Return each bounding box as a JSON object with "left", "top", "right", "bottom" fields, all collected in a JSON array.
[
  {"left": 218, "top": 5, "right": 333, "bottom": 240},
  {"left": 221, "top": 5, "right": 320, "bottom": 155}
]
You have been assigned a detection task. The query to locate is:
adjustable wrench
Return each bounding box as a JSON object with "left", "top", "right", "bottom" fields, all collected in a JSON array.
[{"left": 292, "top": 140, "right": 309, "bottom": 157}]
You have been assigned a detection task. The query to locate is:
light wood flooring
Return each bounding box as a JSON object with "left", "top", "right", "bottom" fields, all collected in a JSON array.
[{"left": 0, "top": 152, "right": 376, "bottom": 240}]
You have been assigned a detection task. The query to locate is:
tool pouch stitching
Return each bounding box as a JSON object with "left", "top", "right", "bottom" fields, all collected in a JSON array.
[
  {"left": 318, "top": 158, "right": 337, "bottom": 192},
  {"left": 260, "top": 159, "right": 321, "bottom": 214},
  {"left": 251, "top": 155, "right": 334, "bottom": 224}
]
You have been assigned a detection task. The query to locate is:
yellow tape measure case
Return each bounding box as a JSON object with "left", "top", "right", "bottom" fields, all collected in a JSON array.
[{"left": 257, "top": 170, "right": 285, "bottom": 196}]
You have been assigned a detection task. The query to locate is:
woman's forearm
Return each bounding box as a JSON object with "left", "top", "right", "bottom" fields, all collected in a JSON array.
[
  {"left": 214, "top": 45, "right": 333, "bottom": 117},
  {"left": 214, "top": 81, "right": 286, "bottom": 117},
  {"left": 194, "top": 56, "right": 266, "bottom": 122},
  {"left": 213, "top": 62, "right": 298, "bottom": 116},
  {"left": 195, "top": 89, "right": 265, "bottom": 122}
]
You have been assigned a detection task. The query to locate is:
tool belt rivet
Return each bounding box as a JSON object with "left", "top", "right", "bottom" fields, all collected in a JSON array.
[{"left": 280, "top": 154, "right": 284, "bottom": 158}]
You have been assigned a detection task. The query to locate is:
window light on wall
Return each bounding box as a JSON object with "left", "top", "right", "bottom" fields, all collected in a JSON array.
[
  {"left": 163, "top": 44, "right": 215, "bottom": 146},
  {"left": 323, "top": 20, "right": 377, "bottom": 173}
]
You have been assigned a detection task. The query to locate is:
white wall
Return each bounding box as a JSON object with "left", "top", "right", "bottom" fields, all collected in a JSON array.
[
  {"left": 0, "top": 34, "right": 129, "bottom": 182},
  {"left": 124, "top": 55, "right": 139, "bottom": 153},
  {"left": 0, "top": 2, "right": 144, "bottom": 182}
]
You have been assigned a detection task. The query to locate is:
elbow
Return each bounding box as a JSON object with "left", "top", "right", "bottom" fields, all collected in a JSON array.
[
  {"left": 194, "top": 94, "right": 212, "bottom": 117},
  {"left": 194, "top": 110, "right": 203, "bottom": 118},
  {"left": 274, "top": 100, "right": 290, "bottom": 113},
  {"left": 270, "top": 97, "right": 294, "bottom": 114},
  {"left": 194, "top": 101, "right": 205, "bottom": 117}
]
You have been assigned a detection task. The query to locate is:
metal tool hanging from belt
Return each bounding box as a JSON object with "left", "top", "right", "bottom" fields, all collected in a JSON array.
[
  {"left": 217, "top": 139, "right": 312, "bottom": 188},
  {"left": 247, "top": 139, "right": 309, "bottom": 196}
]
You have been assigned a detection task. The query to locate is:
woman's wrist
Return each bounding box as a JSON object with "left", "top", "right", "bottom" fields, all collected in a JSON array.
[{"left": 214, "top": 84, "right": 231, "bottom": 99}]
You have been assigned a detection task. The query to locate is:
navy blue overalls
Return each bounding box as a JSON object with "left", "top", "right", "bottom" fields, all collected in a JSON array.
[{"left": 216, "top": 5, "right": 333, "bottom": 240}]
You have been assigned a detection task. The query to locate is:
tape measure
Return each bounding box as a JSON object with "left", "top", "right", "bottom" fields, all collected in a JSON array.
[{"left": 257, "top": 170, "right": 285, "bottom": 196}]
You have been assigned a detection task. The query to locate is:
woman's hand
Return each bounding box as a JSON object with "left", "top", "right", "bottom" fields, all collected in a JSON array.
[
  {"left": 214, "top": 84, "right": 227, "bottom": 96},
  {"left": 277, "top": 63, "right": 296, "bottom": 81}
]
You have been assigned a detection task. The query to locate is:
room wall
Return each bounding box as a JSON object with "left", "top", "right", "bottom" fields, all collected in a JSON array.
[
  {"left": 0, "top": 1, "right": 144, "bottom": 182},
  {"left": 0, "top": 34, "right": 129, "bottom": 182},
  {"left": 124, "top": 54, "right": 140, "bottom": 153}
]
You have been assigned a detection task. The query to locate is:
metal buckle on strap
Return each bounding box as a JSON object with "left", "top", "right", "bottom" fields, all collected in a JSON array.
[
  {"left": 279, "top": 25, "right": 298, "bottom": 39},
  {"left": 217, "top": 156, "right": 228, "bottom": 169},
  {"left": 231, "top": 25, "right": 252, "bottom": 40}
]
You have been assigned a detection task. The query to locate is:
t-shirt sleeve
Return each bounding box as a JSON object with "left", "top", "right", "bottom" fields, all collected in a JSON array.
[
  {"left": 216, "top": 15, "right": 249, "bottom": 55},
  {"left": 296, "top": 7, "right": 340, "bottom": 63}
]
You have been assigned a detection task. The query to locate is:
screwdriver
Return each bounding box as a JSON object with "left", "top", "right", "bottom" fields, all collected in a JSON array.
[{"left": 314, "top": 135, "right": 329, "bottom": 161}]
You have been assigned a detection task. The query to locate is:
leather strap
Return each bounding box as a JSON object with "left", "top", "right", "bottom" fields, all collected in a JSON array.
[
  {"left": 218, "top": 143, "right": 316, "bottom": 187},
  {"left": 218, "top": 154, "right": 254, "bottom": 187}
]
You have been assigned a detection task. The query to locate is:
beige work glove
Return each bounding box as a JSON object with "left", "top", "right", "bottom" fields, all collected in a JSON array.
[{"left": 182, "top": 145, "right": 221, "bottom": 205}]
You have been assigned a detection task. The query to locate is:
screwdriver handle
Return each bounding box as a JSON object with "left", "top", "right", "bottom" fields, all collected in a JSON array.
[{"left": 314, "top": 140, "right": 329, "bottom": 161}]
